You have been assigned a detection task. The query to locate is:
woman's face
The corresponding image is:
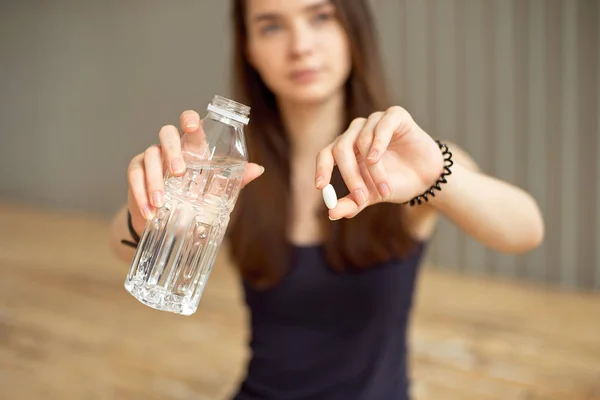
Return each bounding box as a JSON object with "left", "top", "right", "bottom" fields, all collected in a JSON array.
[{"left": 245, "top": 0, "right": 352, "bottom": 105}]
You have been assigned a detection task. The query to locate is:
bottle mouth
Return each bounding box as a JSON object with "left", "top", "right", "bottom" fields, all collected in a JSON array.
[{"left": 208, "top": 95, "right": 250, "bottom": 125}]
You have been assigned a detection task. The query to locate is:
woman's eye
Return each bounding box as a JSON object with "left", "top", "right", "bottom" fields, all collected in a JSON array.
[
  {"left": 313, "top": 12, "right": 334, "bottom": 23},
  {"left": 261, "top": 23, "right": 281, "bottom": 34}
]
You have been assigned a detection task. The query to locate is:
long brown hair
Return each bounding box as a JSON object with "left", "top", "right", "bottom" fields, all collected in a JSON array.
[{"left": 227, "top": 0, "right": 417, "bottom": 289}]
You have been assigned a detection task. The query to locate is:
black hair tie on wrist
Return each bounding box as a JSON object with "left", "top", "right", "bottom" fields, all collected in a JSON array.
[
  {"left": 404, "top": 140, "right": 454, "bottom": 206},
  {"left": 120, "top": 209, "right": 141, "bottom": 248}
]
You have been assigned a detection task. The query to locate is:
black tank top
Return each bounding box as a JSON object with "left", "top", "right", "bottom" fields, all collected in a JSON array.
[{"left": 232, "top": 241, "right": 426, "bottom": 400}]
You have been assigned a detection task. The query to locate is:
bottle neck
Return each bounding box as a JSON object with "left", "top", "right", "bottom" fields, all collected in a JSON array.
[{"left": 206, "top": 110, "right": 246, "bottom": 130}]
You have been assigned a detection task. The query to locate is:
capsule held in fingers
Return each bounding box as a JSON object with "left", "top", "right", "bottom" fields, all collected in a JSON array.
[{"left": 322, "top": 184, "right": 338, "bottom": 209}]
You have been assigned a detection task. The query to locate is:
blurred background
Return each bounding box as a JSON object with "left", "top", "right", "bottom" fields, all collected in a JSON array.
[{"left": 1, "top": 0, "right": 599, "bottom": 399}]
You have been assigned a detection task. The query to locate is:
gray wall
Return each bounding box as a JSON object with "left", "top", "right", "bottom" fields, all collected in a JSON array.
[
  {"left": 0, "top": 1, "right": 598, "bottom": 290},
  {"left": 394, "top": 0, "right": 599, "bottom": 291},
  {"left": 0, "top": 0, "right": 233, "bottom": 215}
]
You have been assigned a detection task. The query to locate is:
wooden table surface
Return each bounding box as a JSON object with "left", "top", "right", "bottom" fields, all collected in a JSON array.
[{"left": 1, "top": 203, "right": 599, "bottom": 400}]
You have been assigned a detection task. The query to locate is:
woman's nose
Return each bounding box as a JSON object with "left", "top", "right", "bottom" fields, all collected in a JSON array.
[{"left": 289, "top": 23, "right": 316, "bottom": 58}]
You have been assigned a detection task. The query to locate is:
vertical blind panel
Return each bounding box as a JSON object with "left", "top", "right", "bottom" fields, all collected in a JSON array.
[
  {"left": 559, "top": 0, "right": 579, "bottom": 288},
  {"left": 461, "top": 0, "right": 489, "bottom": 276},
  {"left": 513, "top": 0, "right": 531, "bottom": 278},
  {"left": 543, "top": 0, "right": 564, "bottom": 285},
  {"left": 491, "top": 0, "right": 519, "bottom": 278},
  {"left": 524, "top": 0, "right": 548, "bottom": 283},
  {"left": 596, "top": 0, "right": 600, "bottom": 290}
]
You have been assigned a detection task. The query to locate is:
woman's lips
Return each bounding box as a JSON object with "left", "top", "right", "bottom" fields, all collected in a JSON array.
[{"left": 290, "top": 68, "right": 321, "bottom": 83}]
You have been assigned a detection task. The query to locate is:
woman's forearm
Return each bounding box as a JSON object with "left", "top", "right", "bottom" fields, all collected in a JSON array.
[{"left": 428, "top": 162, "right": 544, "bottom": 254}]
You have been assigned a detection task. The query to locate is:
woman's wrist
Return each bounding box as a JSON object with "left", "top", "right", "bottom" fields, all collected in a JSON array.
[
  {"left": 422, "top": 161, "right": 470, "bottom": 210},
  {"left": 404, "top": 140, "right": 454, "bottom": 207}
]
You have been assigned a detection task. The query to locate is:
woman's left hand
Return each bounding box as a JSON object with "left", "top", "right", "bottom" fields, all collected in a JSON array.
[{"left": 315, "top": 106, "right": 444, "bottom": 220}]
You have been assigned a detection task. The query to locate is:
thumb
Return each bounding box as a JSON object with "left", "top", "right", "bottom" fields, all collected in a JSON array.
[{"left": 241, "top": 163, "right": 265, "bottom": 188}]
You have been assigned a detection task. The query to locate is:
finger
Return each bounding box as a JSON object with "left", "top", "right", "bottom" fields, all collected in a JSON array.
[
  {"left": 241, "top": 163, "right": 265, "bottom": 188},
  {"left": 328, "top": 197, "right": 359, "bottom": 221},
  {"left": 315, "top": 143, "right": 335, "bottom": 190},
  {"left": 182, "top": 119, "right": 209, "bottom": 159},
  {"left": 158, "top": 125, "right": 184, "bottom": 176},
  {"left": 355, "top": 112, "right": 383, "bottom": 159},
  {"left": 327, "top": 160, "right": 378, "bottom": 220},
  {"left": 368, "top": 106, "right": 411, "bottom": 164},
  {"left": 314, "top": 117, "right": 365, "bottom": 189},
  {"left": 144, "top": 145, "right": 166, "bottom": 209},
  {"left": 180, "top": 110, "right": 201, "bottom": 133},
  {"left": 128, "top": 154, "right": 154, "bottom": 220},
  {"left": 332, "top": 119, "right": 369, "bottom": 207},
  {"left": 357, "top": 112, "right": 391, "bottom": 199}
]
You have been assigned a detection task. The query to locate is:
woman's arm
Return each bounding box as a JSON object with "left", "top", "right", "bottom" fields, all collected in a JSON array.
[
  {"left": 410, "top": 142, "right": 544, "bottom": 254},
  {"left": 314, "top": 106, "right": 544, "bottom": 255}
]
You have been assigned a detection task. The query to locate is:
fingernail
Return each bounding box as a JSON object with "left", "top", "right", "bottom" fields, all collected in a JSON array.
[
  {"left": 329, "top": 215, "right": 340, "bottom": 221},
  {"left": 379, "top": 183, "right": 390, "bottom": 198},
  {"left": 171, "top": 159, "right": 184, "bottom": 174},
  {"left": 185, "top": 120, "right": 198, "bottom": 129},
  {"left": 259, "top": 166, "right": 265, "bottom": 175},
  {"left": 315, "top": 176, "right": 323, "bottom": 188},
  {"left": 368, "top": 149, "right": 378, "bottom": 160},
  {"left": 141, "top": 206, "right": 154, "bottom": 220},
  {"left": 152, "top": 191, "right": 164, "bottom": 208},
  {"left": 354, "top": 189, "right": 367, "bottom": 206}
]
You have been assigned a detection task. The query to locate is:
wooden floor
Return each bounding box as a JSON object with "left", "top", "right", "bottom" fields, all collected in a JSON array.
[{"left": 1, "top": 203, "right": 599, "bottom": 400}]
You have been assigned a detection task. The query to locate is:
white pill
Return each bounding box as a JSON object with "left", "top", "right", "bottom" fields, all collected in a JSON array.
[{"left": 322, "top": 184, "right": 338, "bottom": 209}]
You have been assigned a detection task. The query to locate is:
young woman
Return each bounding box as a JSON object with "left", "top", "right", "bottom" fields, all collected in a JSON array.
[{"left": 110, "top": 0, "right": 544, "bottom": 398}]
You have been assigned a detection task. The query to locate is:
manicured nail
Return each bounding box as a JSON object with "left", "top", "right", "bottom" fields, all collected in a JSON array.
[
  {"left": 354, "top": 189, "right": 367, "bottom": 206},
  {"left": 259, "top": 166, "right": 265, "bottom": 175},
  {"left": 152, "top": 191, "right": 164, "bottom": 208},
  {"left": 171, "top": 159, "right": 184, "bottom": 174},
  {"left": 378, "top": 183, "right": 390, "bottom": 198},
  {"left": 141, "top": 206, "right": 154, "bottom": 220}
]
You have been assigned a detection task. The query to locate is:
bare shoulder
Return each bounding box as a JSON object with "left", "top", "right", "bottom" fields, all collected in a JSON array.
[{"left": 403, "top": 139, "right": 480, "bottom": 241}]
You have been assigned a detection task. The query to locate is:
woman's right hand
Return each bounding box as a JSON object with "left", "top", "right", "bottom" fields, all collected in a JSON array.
[{"left": 126, "top": 110, "right": 264, "bottom": 232}]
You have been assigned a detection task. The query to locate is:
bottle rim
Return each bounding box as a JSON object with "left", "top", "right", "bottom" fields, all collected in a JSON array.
[
  {"left": 207, "top": 104, "right": 249, "bottom": 125},
  {"left": 208, "top": 95, "right": 250, "bottom": 125}
]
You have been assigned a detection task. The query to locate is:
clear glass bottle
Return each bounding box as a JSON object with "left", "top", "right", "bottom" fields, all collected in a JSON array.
[{"left": 124, "top": 95, "right": 250, "bottom": 315}]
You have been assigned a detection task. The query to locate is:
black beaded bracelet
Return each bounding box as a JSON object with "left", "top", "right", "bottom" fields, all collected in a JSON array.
[
  {"left": 404, "top": 140, "right": 454, "bottom": 206},
  {"left": 120, "top": 209, "right": 141, "bottom": 249}
]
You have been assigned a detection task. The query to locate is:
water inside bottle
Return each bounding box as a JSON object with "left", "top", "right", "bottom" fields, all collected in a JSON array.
[{"left": 124, "top": 157, "right": 246, "bottom": 315}]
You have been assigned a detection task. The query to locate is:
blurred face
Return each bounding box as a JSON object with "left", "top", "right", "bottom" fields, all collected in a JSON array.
[{"left": 245, "top": 0, "right": 352, "bottom": 105}]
